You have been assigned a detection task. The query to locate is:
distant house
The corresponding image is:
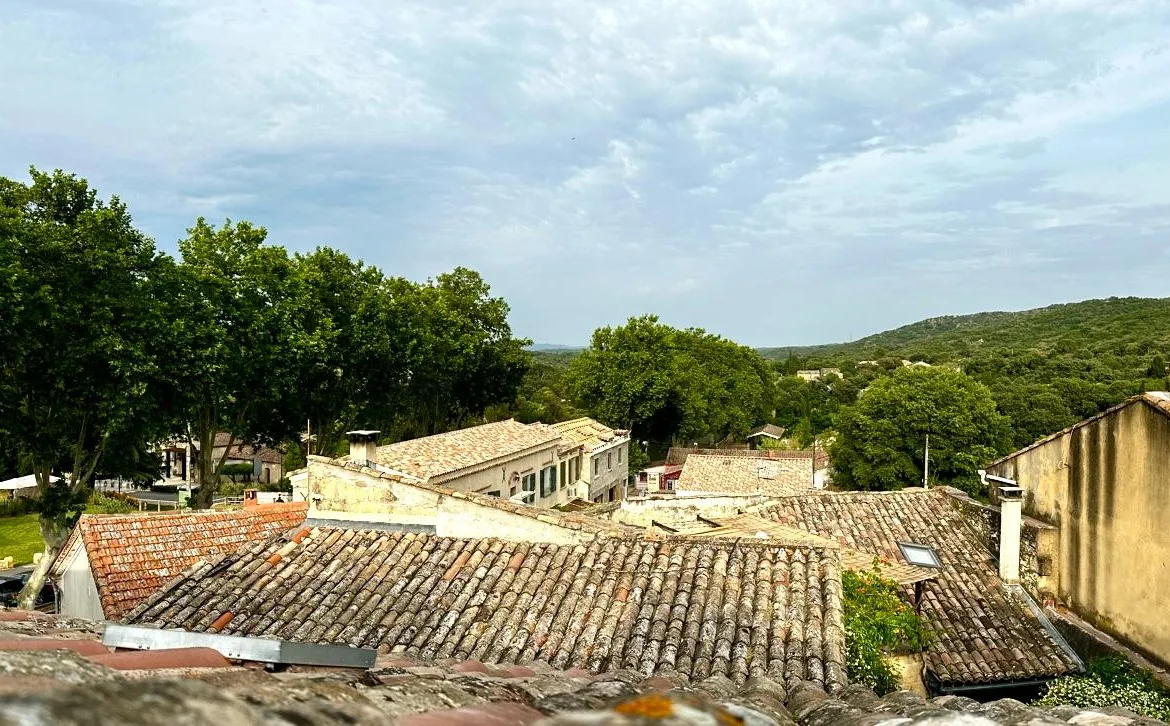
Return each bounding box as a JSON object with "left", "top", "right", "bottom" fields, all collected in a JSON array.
[
  {"left": 158, "top": 433, "right": 285, "bottom": 486},
  {"left": 49, "top": 503, "right": 306, "bottom": 620},
  {"left": 745, "top": 423, "right": 786, "bottom": 449},
  {"left": 795, "top": 368, "right": 841, "bottom": 382},
  {"left": 634, "top": 463, "right": 682, "bottom": 494},
  {"left": 364, "top": 420, "right": 585, "bottom": 508},
  {"left": 985, "top": 391, "right": 1170, "bottom": 669},
  {"left": 675, "top": 454, "right": 814, "bottom": 497},
  {"left": 667, "top": 446, "right": 830, "bottom": 489},
  {"left": 549, "top": 417, "right": 630, "bottom": 503}
]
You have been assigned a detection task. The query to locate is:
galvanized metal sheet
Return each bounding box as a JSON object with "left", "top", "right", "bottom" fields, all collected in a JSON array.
[{"left": 102, "top": 624, "right": 376, "bottom": 668}]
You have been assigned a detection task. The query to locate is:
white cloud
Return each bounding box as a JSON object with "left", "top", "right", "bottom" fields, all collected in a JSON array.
[{"left": 2, "top": 0, "right": 1169, "bottom": 345}]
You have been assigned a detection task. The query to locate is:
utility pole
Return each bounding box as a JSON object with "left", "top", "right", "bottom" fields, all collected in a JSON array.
[
  {"left": 811, "top": 436, "right": 817, "bottom": 489},
  {"left": 923, "top": 431, "right": 930, "bottom": 489}
]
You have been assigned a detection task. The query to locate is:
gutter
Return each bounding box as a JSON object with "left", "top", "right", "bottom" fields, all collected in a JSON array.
[
  {"left": 1006, "top": 583, "right": 1085, "bottom": 672},
  {"left": 937, "top": 677, "right": 1056, "bottom": 695}
]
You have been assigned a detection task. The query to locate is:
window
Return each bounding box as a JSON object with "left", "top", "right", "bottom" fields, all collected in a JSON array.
[
  {"left": 560, "top": 462, "right": 567, "bottom": 489},
  {"left": 522, "top": 473, "right": 536, "bottom": 494},
  {"left": 539, "top": 465, "right": 557, "bottom": 498},
  {"left": 510, "top": 485, "right": 518, "bottom": 496},
  {"left": 618, "top": 446, "right": 623, "bottom": 464},
  {"left": 607, "top": 452, "right": 612, "bottom": 470},
  {"left": 487, "top": 490, "right": 501, "bottom": 498},
  {"left": 897, "top": 542, "right": 942, "bottom": 569},
  {"left": 593, "top": 458, "right": 599, "bottom": 475}
]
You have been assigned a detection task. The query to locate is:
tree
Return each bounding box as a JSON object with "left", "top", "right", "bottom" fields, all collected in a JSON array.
[
  {"left": 1147, "top": 353, "right": 1167, "bottom": 379},
  {"left": 0, "top": 169, "right": 170, "bottom": 607},
  {"left": 567, "top": 316, "right": 775, "bottom": 451},
  {"left": 831, "top": 367, "right": 1010, "bottom": 494},
  {"left": 168, "top": 219, "right": 307, "bottom": 508},
  {"left": 990, "top": 382, "right": 1077, "bottom": 450}
]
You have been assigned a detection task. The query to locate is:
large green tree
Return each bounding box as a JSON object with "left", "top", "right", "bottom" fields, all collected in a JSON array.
[
  {"left": 831, "top": 367, "right": 1010, "bottom": 494},
  {"left": 0, "top": 169, "right": 170, "bottom": 606},
  {"left": 567, "top": 315, "right": 775, "bottom": 451},
  {"left": 168, "top": 219, "right": 307, "bottom": 507}
]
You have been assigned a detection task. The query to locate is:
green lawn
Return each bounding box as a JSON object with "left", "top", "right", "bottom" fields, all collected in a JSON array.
[{"left": 0, "top": 515, "right": 45, "bottom": 566}]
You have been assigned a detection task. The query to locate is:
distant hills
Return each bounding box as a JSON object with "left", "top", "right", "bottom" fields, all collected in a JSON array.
[
  {"left": 526, "top": 343, "right": 584, "bottom": 352},
  {"left": 757, "top": 297, "right": 1170, "bottom": 364}
]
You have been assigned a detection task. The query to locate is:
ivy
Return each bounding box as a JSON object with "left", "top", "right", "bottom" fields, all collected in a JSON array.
[
  {"left": 842, "top": 568, "right": 930, "bottom": 695},
  {"left": 1035, "top": 657, "right": 1170, "bottom": 721}
]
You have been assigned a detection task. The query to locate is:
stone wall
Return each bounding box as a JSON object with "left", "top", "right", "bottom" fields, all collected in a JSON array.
[
  {"left": 941, "top": 488, "right": 1055, "bottom": 597},
  {"left": 613, "top": 492, "right": 774, "bottom": 528}
]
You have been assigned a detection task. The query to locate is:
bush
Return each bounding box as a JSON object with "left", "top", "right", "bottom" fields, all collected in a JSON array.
[
  {"left": 842, "top": 568, "right": 930, "bottom": 695},
  {"left": 0, "top": 497, "right": 38, "bottom": 518},
  {"left": 87, "top": 491, "right": 136, "bottom": 515},
  {"left": 1035, "top": 657, "right": 1170, "bottom": 721},
  {"left": 221, "top": 463, "right": 254, "bottom": 481}
]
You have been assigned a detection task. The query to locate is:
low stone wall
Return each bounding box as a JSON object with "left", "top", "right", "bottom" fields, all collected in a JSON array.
[
  {"left": 614, "top": 492, "right": 774, "bottom": 528},
  {"left": 941, "top": 488, "right": 1056, "bottom": 597}
]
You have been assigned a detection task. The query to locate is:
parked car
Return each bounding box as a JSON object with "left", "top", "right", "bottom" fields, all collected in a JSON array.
[{"left": 0, "top": 571, "right": 56, "bottom": 610}]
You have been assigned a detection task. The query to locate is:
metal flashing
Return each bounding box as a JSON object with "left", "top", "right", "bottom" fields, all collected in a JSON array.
[{"left": 102, "top": 624, "right": 376, "bottom": 669}]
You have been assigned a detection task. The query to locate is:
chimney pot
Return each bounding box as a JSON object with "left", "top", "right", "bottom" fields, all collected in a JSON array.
[{"left": 345, "top": 430, "right": 381, "bottom": 467}]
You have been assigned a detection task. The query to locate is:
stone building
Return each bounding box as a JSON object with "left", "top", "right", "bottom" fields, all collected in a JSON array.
[{"left": 985, "top": 392, "right": 1170, "bottom": 670}]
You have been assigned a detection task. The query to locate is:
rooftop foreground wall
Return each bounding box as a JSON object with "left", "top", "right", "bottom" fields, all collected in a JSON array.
[
  {"left": 298, "top": 457, "right": 598, "bottom": 546},
  {"left": 611, "top": 492, "right": 774, "bottom": 528},
  {"left": 987, "top": 401, "right": 1170, "bottom": 669}
]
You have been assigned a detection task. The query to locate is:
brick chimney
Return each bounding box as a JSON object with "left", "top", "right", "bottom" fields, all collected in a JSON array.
[
  {"left": 998, "top": 483, "right": 1024, "bottom": 583},
  {"left": 345, "top": 430, "right": 380, "bottom": 467}
]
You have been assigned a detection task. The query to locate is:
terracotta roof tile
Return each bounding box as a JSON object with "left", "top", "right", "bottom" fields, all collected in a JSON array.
[
  {"left": 125, "top": 529, "right": 847, "bottom": 690},
  {"left": 677, "top": 455, "right": 813, "bottom": 497},
  {"left": 549, "top": 418, "right": 629, "bottom": 454},
  {"left": 375, "top": 420, "right": 561, "bottom": 480},
  {"left": 757, "top": 490, "right": 1080, "bottom": 686},
  {"left": 51, "top": 504, "right": 307, "bottom": 619}
]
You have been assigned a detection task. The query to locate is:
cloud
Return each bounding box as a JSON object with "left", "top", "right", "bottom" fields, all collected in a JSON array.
[{"left": 2, "top": 0, "right": 1169, "bottom": 345}]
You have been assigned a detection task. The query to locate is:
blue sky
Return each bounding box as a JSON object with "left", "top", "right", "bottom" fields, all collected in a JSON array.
[{"left": 3, "top": 0, "right": 1169, "bottom": 347}]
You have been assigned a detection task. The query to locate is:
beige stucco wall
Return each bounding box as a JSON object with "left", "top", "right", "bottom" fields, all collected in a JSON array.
[
  {"left": 429, "top": 443, "right": 577, "bottom": 508},
  {"left": 987, "top": 401, "right": 1170, "bottom": 667},
  {"left": 299, "top": 459, "right": 591, "bottom": 545},
  {"left": 582, "top": 440, "right": 629, "bottom": 502},
  {"left": 59, "top": 548, "right": 105, "bottom": 621}
]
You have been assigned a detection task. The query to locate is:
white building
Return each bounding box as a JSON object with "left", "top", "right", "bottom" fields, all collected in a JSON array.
[{"left": 549, "top": 418, "right": 631, "bottom": 503}]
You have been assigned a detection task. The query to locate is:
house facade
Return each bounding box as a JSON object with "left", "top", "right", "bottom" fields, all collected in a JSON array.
[
  {"left": 362, "top": 420, "right": 585, "bottom": 509},
  {"left": 159, "top": 434, "right": 285, "bottom": 486},
  {"left": 549, "top": 417, "right": 630, "bottom": 503},
  {"left": 984, "top": 392, "right": 1170, "bottom": 668}
]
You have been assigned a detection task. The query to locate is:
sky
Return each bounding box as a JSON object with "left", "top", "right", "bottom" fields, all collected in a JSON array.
[{"left": 3, "top": 0, "right": 1170, "bottom": 347}]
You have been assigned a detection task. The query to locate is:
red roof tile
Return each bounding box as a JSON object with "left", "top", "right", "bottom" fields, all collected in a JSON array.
[{"left": 52, "top": 504, "right": 306, "bottom": 619}]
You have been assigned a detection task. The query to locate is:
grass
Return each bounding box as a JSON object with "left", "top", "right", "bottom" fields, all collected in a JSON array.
[{"left": 0, "top": 514, "right": 45, "bottom": 566}]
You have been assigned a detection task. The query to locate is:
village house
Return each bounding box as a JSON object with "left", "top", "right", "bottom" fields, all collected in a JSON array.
[
  {"left": 633, "top": 463, "right": 682, "bottom": 494},
  {"left": 549, "top": 417, "right": 631, "bottom": 503},
  {"left": 158, "top": 433, "right": 286, "bottom": 486},
  {"left": 745, "top": 423, "right": 787, "bottom": 449},
  {"left": 795, "top": 368, "right": 841, "bottom": 382},
  {"left": 48, "top": 503, "right": 306, "bottom": 620},
  {"left": 984, "top": 391, "right": 1170, "bottom": 670},
  {"left": 349, "top": 420, "right": 586, "bottom": 508},
  {"left": 675, "top": 454, "right": 816, "bottom": 497}
]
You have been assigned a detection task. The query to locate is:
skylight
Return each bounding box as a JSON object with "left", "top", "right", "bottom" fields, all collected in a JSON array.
[{"left": 897, "top": 542, "right": 943, "bottom": 569}]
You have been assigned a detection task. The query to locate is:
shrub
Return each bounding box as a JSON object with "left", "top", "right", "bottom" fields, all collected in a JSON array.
[
  {"left": 0, "top": 497, "right": 38, "bottom": 518},
  {"left": 221, "top": 463, "right": 254, "bottom": 481},
  {"left": 87, "top": 491, "right": 136, "bottom": 515},
  {"left": 842, "top": 568, "right": 930, "bottom": 695},
  {"left": 1035, "top": 657, "right": 1170, "bottom": 721}
]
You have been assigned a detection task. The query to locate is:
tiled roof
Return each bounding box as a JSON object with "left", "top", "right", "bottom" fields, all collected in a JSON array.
[
  {"left": 3, "top": 612, "right": 1161, "bottom": 726},
  {"left": 747, "top": 424, "right": 787, "bottom": 439},
  {"left": 51, "top": 504, "right": 307, "bottom": 619},
  {"left": 987, "top": 391, "right": 1170, "bottom": 467},
  {"left": 374, "top": 420, "right": 561, "bottom": 480},
  {"left": 549, "top": 417, "right": 629, "bottom": 453},
  {"left": 757, "top": 490, "right": 1081, "bottom": 686},
  {"left": 126, "top": 528, "right": 847, "bottom": 689},
  {"left": 667, "top": 446, "right": 828, "bottom": 470},
  {"left": 315, "top": 457, "right": 633, "bottom": 536},
  {"left": 209, "top": 432, "right": 284, "bottom": 464},
  {"left": 677, "top": 454, "right": 813, "bottom": 496}
]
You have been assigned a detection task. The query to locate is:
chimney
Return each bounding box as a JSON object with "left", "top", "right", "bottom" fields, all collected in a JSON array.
[
  {"left": 998, "top": 482, "right": 1024, "bottom": 583},
  {"left": 345, "top": 430, "right": 380, "bottom": 467}
]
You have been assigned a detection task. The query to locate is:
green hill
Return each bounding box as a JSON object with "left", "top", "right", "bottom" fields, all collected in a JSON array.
[{"left": 759, "top": 297, "right": 1170, "bottom": 368}]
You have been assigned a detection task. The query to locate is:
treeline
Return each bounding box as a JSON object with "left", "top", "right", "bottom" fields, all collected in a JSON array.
[{"left": 0, "top": 168, "right": 529, "bottom": 577}]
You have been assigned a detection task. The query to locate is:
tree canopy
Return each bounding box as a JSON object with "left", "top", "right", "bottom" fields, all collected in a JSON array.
[
  {"left": 830, "top": 367, "right": 1010, "bottom": 494},
  {"left": 566, "top": 315, "right": 775, "bottom": 453}
]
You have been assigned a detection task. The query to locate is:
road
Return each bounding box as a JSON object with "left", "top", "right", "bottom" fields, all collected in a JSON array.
[{"left": 128, "top": 490, "right": 181, "bottom": 504}]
